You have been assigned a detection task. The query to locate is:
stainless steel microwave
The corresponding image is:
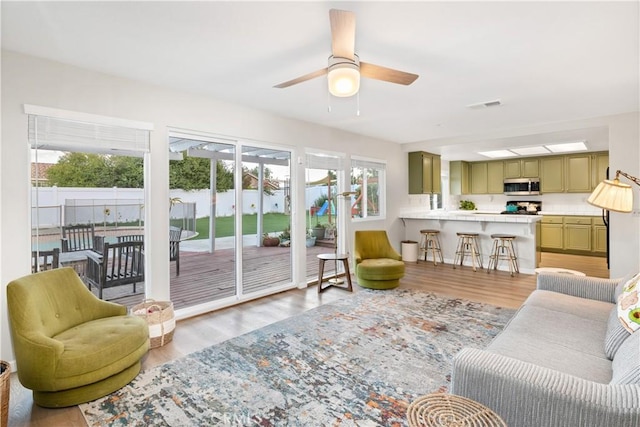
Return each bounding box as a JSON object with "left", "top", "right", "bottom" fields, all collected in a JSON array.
[{"left": 504, "top": 178, "right": 540, "bottom": 195}]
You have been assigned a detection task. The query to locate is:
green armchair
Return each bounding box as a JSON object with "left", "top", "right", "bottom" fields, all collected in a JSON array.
[
  {"left": 354, "top": 230, "right": 405, "bottom": 289},
  {"left": 6, "top": 267, "right": 149, "bottom": 407}
]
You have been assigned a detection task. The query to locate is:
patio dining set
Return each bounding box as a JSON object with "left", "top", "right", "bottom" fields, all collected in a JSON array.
[{"left": 32, "top": 224, "right": 182, "bottom": 299}]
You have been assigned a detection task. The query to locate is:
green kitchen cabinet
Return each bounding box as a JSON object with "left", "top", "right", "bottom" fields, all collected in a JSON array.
[
  {"left": 540, "top": 221, "right": 564, "bottom": 250},
  {"left": 564, "top": 216, "right": 592, "bottom": 251},
  {"left": 540, "top": 156, "right": 564, "bottom": 193},
  {"left": 504, "top": 159, "right": 539, "bottom": 179},
  {"left": 470, "top": 162, "right": 488, "bottom": 194},
  {"left": 487, "top": 161, "right": 504, "bottom": 193},
  {"left": 592, "top": 152, "right": 609, "bottom": 189},
  {"left": 408, "top": 151, "right": 441, "bottom": 194},
  {"left": 565, "top": 155, "right": 592, "bottom": 193},
  {"left": 450, "top": 161, "right": 469, "bottom": 195},
  {"left": 593, "top": 216, "right": 607, "bottom": 254}
]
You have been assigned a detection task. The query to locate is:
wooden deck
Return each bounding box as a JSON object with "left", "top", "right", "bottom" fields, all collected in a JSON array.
[
  {"left": 101, "top": 246, "right": 610, "bottom": 311},
  {"left": 103, "top": 244, "right": 340, "bottom": 310}
]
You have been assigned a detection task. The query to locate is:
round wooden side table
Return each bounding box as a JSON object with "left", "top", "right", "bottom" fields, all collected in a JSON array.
[{"left": 407, "top": 393, "right": 506, "bottom": 427}]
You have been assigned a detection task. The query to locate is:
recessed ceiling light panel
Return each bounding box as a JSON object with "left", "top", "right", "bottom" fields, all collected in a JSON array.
[
  {"left": 545, "top": 141, "right": 587, "bottom": 153},
  {"left": 511, "top": 146, "right": 551, "bottom": 156},
  {"left": 478, "top": 150, "right": 518, "bottom": 158}
]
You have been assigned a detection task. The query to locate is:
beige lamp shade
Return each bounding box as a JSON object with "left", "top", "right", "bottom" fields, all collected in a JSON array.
[{"left": 587, "top": 179, "right": 633, "bottom": 213}]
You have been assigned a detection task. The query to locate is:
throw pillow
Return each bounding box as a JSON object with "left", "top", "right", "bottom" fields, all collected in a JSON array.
[
  {"left": 617, "top": 272, "right": 640, "bottom": 333},
  {"left": 604, "top": 307, "right": 630, "bottom": 359},
  {"left": 615, "top": 272, "right": 635, "bottom": 301}
]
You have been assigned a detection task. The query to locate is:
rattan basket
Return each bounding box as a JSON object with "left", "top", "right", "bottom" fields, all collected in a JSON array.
[
  {"left": 407, "top": 393, "right": 506, "bottom": 427},
  {"left": 132, "top": 299, "right": 175, "bottom": 348},
  {"left": 0, "top": 361, "right": 10, "bottom": 427}
]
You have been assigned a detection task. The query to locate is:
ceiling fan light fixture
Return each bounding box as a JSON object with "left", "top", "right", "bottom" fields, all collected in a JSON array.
[{"left": 328, "top": 61, "right": 360, "bottom": 97}]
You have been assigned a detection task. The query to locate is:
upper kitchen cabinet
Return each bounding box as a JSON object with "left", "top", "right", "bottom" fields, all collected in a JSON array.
[
  {"left": 487, "top": 161, "right": 504, "bottom": 193},
  {"left": 592, "top": 152, "right": 609, "bottom": 188},
  {"left": 540, "top": 156, "right": 565, "bottom": 193},
  {"left": 504, "top": 159, "right": 539, "bottom": 179},
  {"left": 565, "top": 154, "right": 592, "bottom": 193},
  {"left": 408, "top": 151, "right": 441, "bottom": 194},
  {"left": 469, "top": 161, "right": 503, "bottom": 194},
  {"left": 450, "top": 161, "right": 469, "bottom": 195},
  {"left": 470, "top": 162, "right": 488, "bottom": 194}
]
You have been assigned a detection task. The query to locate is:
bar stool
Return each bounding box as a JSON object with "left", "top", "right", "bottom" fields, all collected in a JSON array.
[
  {"left": 487, "top": 234, "right": 519, "bottom": 276},
  {"left": 419, "top": 229, "right": 444, "bottom": 266},
  {"left": 453, "top": 232, "right": 483, "bottom": 271}
]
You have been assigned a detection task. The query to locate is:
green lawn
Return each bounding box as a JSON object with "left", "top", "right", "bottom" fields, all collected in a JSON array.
[{"left": 192, "top": 213, "right": 333, "bottom": 239}]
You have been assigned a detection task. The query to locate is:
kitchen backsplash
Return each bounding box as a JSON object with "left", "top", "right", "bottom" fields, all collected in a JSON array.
[{"left": 404, "top": 193, "right": 601, "bottom": 215}]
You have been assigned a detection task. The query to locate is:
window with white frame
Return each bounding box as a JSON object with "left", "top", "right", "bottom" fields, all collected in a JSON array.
[{"left": 350, "top": 157, "right": 385, "bottom": 219}]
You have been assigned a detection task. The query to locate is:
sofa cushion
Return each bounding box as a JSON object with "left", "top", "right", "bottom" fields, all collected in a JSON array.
[
  {"left": 617, "top": 273, "right": 640, "bottom": 333},
  {"left": 611, "top": 330, "right": 640, "bottom": 384},
  {"left": 524, "top": 289, "right": 613, "bottom": 321},
  {"left": 487, "top": 302, "right": 612, "bottom": 383},
  {"left": 604, "top": 307, "right": 631, "bottom": 359}
]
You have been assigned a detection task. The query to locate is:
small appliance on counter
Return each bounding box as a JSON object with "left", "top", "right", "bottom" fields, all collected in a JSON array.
[{"left": 501, "top": 200, "right": 541, "bottom": 215}]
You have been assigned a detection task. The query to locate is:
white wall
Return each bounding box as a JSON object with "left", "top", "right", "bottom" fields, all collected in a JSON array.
[{"left": 1, "top": 50, "right": 406, "bottom": 362}]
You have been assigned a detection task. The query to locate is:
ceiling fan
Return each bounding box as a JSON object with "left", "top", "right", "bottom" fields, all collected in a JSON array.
[{"left": 274, "top": 9, "right": 419, "bottom": 97}]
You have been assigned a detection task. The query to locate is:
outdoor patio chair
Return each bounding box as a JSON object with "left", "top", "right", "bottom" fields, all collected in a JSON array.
[
  {"left": 117, "top": 234, "right": 144, "bottom": 243},
  {"left": 170, "top": 226, "right": 182, "bottom": 276},
  {"left": 61, "top": 223, "right": 104, "bottom": 253},
  {"left": 31, "top": 248, "right": 60, "bottom": 273},
  {"left": 85, "top": 240, "right": 144, "bottom": 299}
]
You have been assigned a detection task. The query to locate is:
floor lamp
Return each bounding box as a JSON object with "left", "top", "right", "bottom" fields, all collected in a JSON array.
[{"left": 587, "top": 170, "right": 639, "bottom": 212}]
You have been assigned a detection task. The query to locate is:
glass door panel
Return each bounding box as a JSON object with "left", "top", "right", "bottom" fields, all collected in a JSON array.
[
  {"left": 241, "top": 145, "right": 292, "bottom": 294},
  {"left": 168, "top": 136, "right": 236, "bottom": 309},
  {"left": 305, "top": 153, "right": 342, "bottom": 282}
]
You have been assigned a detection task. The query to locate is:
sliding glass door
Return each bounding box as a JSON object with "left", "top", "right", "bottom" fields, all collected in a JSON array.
[{"left": 168, "top": 135, "right": 293, "bottom": 309}]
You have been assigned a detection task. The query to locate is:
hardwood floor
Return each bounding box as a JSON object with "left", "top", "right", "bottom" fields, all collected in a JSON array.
[{"left": 8, "top": 252, "right": 609, "bottom": 426}]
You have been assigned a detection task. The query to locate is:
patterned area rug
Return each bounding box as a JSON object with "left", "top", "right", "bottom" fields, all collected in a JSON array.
[{"left": 81, "top": 289, "right": 515, "bottom": 426}]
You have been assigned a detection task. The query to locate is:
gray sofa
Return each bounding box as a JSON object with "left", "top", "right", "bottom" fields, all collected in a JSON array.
[{"left": 452, "top": 273, "right": 640, "bottom": 427}]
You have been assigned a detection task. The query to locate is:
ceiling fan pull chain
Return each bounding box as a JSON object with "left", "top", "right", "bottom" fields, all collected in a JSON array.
[
  {"left": 356, "top": 92, "right": 360, "bottom": 116},
  {"left": 327, "top": 90, "right": 332, "bottom": 113}
]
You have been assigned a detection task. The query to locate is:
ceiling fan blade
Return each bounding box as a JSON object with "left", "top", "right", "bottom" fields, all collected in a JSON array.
[
  {"left": 329, "top": 9, "right": 355, "bottom": 60},
  {"left": 360, "top": 62, "right": 419, "bottom": 85},
  {"left": 273, "top": 68, "right": 328, "bottom": 89}
]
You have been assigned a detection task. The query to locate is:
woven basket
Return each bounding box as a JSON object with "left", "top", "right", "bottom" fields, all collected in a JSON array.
[
  {"left": 407, "top": 393, "right": 506, "bottom": 427},
  {"left": 132, "top": 300, "right": 175, "bottom": 349},
  {"left": 0, "top": 361, "right": 10, "bottom": 427}
]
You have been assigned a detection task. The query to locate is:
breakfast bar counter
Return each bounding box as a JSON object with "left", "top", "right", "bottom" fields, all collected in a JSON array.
[{"left": 400, "top": 210, "right": 542, "bottom": 274}]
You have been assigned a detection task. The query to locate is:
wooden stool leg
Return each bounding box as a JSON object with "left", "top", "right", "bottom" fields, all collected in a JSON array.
[
  {"left": 317, "top": 259, "right": 326, "bottom": 293},
  {"left": 342, "top": 259, "right": 353, "bottom": 292}
]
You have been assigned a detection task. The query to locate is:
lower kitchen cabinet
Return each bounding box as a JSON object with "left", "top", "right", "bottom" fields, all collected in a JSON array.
[
  {"left": 541, "top": 223, "right": 563, "bottom": 250},
  {"left": 565, "top": 224, "right": 592, "bottom": 251},
  {"left": 593, "top": 217, "right": 607, "bottom": 254},
  {"left": 540, "top": 215, "right": 604, "bottom": 256}
]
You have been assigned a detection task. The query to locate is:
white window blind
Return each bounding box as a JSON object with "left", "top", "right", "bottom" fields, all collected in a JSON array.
[
  {"left": 28, "top": 113, "right": 150, "bottom": 155},
  {"left": 306, "top": 152, "right": 344, "bottom": 170},
  {"left": 351, "top": 157, "right": 386, "bottom": 170}
]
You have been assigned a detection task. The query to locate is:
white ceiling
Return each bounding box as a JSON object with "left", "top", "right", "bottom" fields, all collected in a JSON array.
[{"left": 2, "top": 1, "right": 638, "bottom": 160}]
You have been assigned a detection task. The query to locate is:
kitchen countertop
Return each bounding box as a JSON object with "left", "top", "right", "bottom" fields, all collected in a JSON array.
[{"left": 399, "top": 210, "right": 543, "bottom": 223}]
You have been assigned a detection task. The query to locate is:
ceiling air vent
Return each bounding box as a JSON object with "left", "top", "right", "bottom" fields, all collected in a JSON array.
[{"left": 467, "top": 99, "right": 502, "bottom": 109}]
